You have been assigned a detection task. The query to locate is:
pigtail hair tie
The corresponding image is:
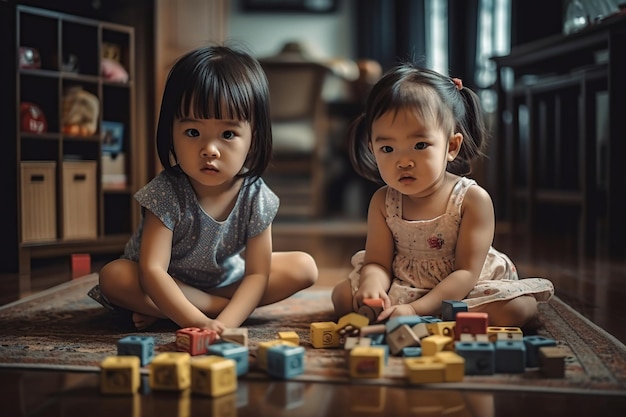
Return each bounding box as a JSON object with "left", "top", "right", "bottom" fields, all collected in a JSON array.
[{"left": 452, "top": 78, "right": 463, "bottom": 90}]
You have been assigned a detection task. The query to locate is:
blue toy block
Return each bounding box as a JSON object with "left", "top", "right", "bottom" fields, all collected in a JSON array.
[
  {"left": 454, "top": 341, "right": 495, "bottom": 375},
  {"left": 366, "top": 333, "right": 386, "bottom": 345},
  {"left": 495, "top": 340, "right": 526, "bottom": 373},
  {"left": 402, "top": 346, "right": 422, "bottom": 357},
  {"left": 385, "top": 316, "right": 425, "bottom": 334},
  {"left": 267, "top": 344, "right": 305, "bottom": 379},
  {"left": 523, "top": 335, "right": 557, "bottom": 367},
  {"left": 441, "top": 300, "right": 468, "bottom": 321},
  {"left": 207, "top": 341, "right": 249, "bottom": 376},
  {"left": 420, "top": 316, "right": 442, "bottom": 323},
  {"left": 117, "top": 335, "right": 155, "bottom": 366}
]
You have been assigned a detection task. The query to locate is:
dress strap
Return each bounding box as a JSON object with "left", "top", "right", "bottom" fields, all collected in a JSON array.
[
  {"left": 385, "top": 187, "right": 402, "bottom": 218},
  {"left": 445, "top": 177, "right": 476, "bottom": 216}
]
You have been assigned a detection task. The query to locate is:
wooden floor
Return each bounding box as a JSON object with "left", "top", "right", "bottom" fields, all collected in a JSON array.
[{"left": 1, "top": 220, "right": 625, "bottom": 416}]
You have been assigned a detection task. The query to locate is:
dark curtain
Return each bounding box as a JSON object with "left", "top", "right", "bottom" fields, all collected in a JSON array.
[{"left": 354, "top": 0, "right": 481, "bottom": 89}]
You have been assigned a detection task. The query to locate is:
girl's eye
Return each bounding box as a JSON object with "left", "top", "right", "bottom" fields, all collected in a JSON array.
[
  {"left": 222, "top": 130, "right": 236, "bottom": 140},
  {"left": 415, "top": 142, "right": 428, "bottom": 150},
  {"left": 380, "top": 145, "right": 393, "bottom": 153},
  {"left": 184, "top": 128, "right": 200, "bottom": 138}
]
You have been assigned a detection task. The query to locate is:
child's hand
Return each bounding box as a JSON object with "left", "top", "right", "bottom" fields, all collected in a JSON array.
[
  {"left": 201, "top": 318, "right": 226, "bottom": 335},
  {"left": 376, "top": 304, "right": 416, "bottom": 322},
  {"left": 352, "top": 283, "right": 391, "bottom": 312}
]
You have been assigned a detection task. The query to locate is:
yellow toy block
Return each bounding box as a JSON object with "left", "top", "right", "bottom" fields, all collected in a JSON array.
[
  {"left": 191, "top": 355, "right": 237, "bottom": 397},
  {"left": 434, "top": 351, "right": 465, "bottom": 382},
  {"left": 257, "top": 339, "right": 297, "bottom": 371},
  {"left": 149, "top": 352, "right": 191, "bottom": 391},
  {"left": 404, "top": 356, "right": 446, "bottom": 384},
  {"left": 349, "top": 346, "right": 385, "bottom": 378},
  {"left": 221, "top": 327, "right": 249, "bottom": 347},
  {"left": 421, "top": 335, "right": 454, "bottom": 356},
  {"left": 336, "top": 312, "right": 370, "bottom": 335},
  {"left": 278, "top": 331, "right": 300, "bottom": 345},
  {"left": 487, "top": 326, "right": 523, "bottom": 342},
  {"left": 310, "top": 321, "right": 340, "bottom": 348},
  {"left": 426, "top": 321, "right": 456, "bottom": 339},
  {"left": 100, "top": 355, "right": 140, "bottom": 394}
]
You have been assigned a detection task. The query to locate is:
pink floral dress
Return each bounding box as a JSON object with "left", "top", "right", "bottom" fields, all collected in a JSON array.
[{"left": 348, "top": 177, "right": 554, "bottom": 308}]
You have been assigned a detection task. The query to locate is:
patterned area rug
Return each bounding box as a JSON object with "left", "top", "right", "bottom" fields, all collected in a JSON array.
[{"left": 1, "top": 274, "right": 625, "bottom": 395}]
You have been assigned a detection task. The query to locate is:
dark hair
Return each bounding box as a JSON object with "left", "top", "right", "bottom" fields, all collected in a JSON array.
[
  {"left": 156, "top": 45, "right": 272, "bottom": 180},
  {"left": 349, "top": 62, "right": 488, "bottom": 183}
]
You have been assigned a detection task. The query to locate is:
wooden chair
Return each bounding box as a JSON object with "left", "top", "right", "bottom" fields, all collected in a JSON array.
[{"left": 260, "top": 60, "right": 332, "bottom": 219}]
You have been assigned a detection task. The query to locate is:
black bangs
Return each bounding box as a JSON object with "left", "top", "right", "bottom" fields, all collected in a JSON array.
[{"left": 175, "top": 57, "right": 253, "bottom": 122}]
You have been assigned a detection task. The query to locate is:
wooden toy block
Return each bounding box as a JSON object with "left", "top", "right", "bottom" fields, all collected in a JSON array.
[
  {"left": 421, "top": 335, "right": 454, "bottom": 356},
  {"left": 411, "top": 323, "right": 431, "bottom": 339},
  {"left": 117, "top": 335, "right": 155, "bottom": 366},
  {"left": 454, "top": 312, "right": 488, "bottom": 340},
  {"left": 385, "top": 315, "right": 424, "bottom": 334},
  {"left": 337, "top": 312, "right": 370, "bottom": 339},
  {"left": 257, "top": 340, "right": 297, "bottom": 371},
  {"left": 523, "top": 335, "right": 557, "bottom": 367},
  {"left": 363, "top": 298, "right": 385, "bottom": 308},
  {"left": 487, "top": 326, "right": 523, "bottom": 342},
  {"left": 387, "top": 324, "right": 421, "bottom": 356},
  {"left": 175, "top": 327, "right": 218, "bottom": 356},
  {"left": 190, "top": 356, "right": 237, "bottom": 397},
  {"left": 459, "top": 333, "right": 490, "bottom": 342},
  {"left": 207, "top": 341, "right": 250, "bottom": 376},
  {"left": 404, "top": 356, "right": 446, "bottom": 384},
  {"left": 278, "top": 331, "right": 300, "bottom": 345},
  {"left": 310, "top": 321, "right": 340, "bottom": 348},
  {"left": 454, "top": 341, "right": 495, "bottom": 375},
  {"left": 495, "top": 340, "right": 526, "bottom": 373},
  {"left": 360, "top": 324, "right": 386, "bottom": 338},
  {"left": 343, "top": 336, "right": 371, "bottom": 350},
  {"left": 349, "top": 346, "right": 385, "bottom": 378},
  {"left": 71, "top": 253, "right": 91, "bottom": 279},
  {"left": 267, "top": 344, "right": 306, "bottom": 379},
  {"left": 357, "top": 304, "right": 382, "bottom": 322},
  {"left": 221, "top": 328, "right": 248, "bottom": 347},
  {"left": 539, "top": 346, "right": 567, "bottom": 378},
  {"left": 402, "top": 346, "right": 422, "bottom": 357},
  {"left": 425, "top": 321, "right": 456, "bottom": 339},
  {"left": 149, "top": 352, "right": 191, "bottom": 391},
  {"left": 434, "top": 351, "right": 465, "bottom": 382},
  {"left": 100, "top": 355, "right": 140, "bottom": 394},
  {"left": 441, "top": 300, "right": 468, "bottom": 321}
]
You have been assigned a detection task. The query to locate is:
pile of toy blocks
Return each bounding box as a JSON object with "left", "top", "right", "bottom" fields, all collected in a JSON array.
[
  {"left": 99, "top": 327, "right": 306, "bottom": 396},
  {"left": 310, "top": 299, "right": 568, "bottom": 383}
]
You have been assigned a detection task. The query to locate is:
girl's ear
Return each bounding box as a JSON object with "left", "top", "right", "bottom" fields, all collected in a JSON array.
[{"left": 447, "top": 133, "right": 463, "bottom": 161}]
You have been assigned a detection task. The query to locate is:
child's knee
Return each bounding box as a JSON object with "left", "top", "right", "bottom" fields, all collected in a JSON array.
[{"left": 292, "top": 251, "right": 318, "bottom": 286}]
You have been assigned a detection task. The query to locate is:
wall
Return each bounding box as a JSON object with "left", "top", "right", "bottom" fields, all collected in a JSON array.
[{"left": 226, "top": 0, "right": 355, "bottom": 60}]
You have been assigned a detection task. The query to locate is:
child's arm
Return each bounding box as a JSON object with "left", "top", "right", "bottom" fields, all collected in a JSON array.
[
  {"left": 138, "top": 211, "right": 222, "bottom": 331},
  {"left": 214, "top": 225, "right": 272, "bottom": 328},
  {"left": 354, "top": 188, "right": 394, "bottom": 310}
]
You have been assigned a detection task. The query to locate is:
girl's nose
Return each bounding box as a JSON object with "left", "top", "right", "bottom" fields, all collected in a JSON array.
[
  {"left": 201, "top": 142, "right": 220, "bottom": 159},
  {"left": 397, "top": 158, "right": 414, "bottom": 169}
]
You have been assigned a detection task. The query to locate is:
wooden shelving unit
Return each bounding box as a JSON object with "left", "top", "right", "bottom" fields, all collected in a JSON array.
[{"left": 6, "top": 5, "right": 138, "bottom": 293}]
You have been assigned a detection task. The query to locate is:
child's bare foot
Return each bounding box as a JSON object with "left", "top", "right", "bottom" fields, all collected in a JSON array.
[{"left": 132, "top": 312, "right": 159, "bottom": 331}]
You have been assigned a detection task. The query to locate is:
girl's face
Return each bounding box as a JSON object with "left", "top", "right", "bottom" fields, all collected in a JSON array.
[
  {"left": 172, "top": 116, "right": 252, "bottom": 190},
  {"left": 370, "top": 107, "right": 461, "bottom": 197}
]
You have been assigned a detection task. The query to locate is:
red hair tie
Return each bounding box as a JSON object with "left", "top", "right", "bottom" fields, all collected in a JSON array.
[{"left": 452, "top": 78, "right": 463, "bottom": 90}]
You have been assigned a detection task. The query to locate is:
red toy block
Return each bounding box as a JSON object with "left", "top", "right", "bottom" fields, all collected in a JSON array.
[
  {"left": 454, "top": 312, "right": 488, "bottom": 340},
  {"left": 363, "top": 298, "right": 384, "bottom": 308},
  {"left": 176, "top": 327, "right": 218, "bottom": 355},
  {"left": 71, "top": 253, "right": 91, "bottom": 279}
]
